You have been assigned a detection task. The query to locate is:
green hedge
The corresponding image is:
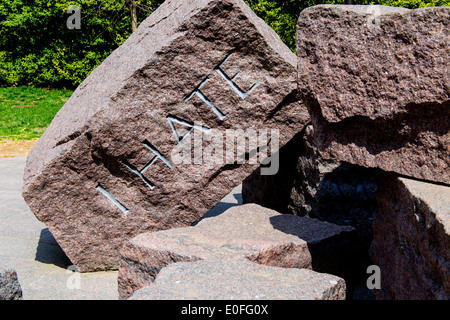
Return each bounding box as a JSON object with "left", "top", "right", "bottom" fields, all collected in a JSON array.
[{"left": 1, "top": 0, "right": 448, "bottom": 88}]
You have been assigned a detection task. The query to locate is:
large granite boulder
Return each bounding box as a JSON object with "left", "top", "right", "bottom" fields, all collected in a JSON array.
[
  {"left": 297, "top": 5, "right": 450, "bottom": 185},
  {"left": 118, "top": 203, "right": 355, "bottom": 299},
  {"left": 129, "top": 257, "right": 346, "bottom": 300},
  {"left": 370, "top": 173, "right": 450, "bottom": 300},
  {"left": 22, "top": 0, "right": 308, "bottom": 271}
]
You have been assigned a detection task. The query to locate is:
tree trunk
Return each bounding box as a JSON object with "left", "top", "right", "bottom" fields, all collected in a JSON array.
[{"left": 130, "top": 0, "right": 137, "bottom": 32}]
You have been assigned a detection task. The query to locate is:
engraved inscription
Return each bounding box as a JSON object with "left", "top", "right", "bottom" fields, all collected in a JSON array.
[
  {"left": 95, "top": 52, "right": 264, "bottom": 216},
  {"left": 184, "top": 77, "right": 226, "bottom": 121},
  {"left": 215, "top": 53, "right": 261, "bottom": 100},
  {"left": 167, "top": 115, "right": 211, "bottom": 147},
  {"left": 96, "top": 185, "right": 129, "bottom": 215},
  {"left": 122, "top": 140, "right": 173, "bottom": 191}
]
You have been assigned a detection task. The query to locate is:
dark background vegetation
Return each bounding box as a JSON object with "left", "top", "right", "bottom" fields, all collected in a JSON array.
[{"left": 1, "top": 0, "right": 449, "bottom": 89}]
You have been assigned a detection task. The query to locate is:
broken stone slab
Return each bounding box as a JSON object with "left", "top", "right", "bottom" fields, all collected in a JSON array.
[
  {"left": 370, "top": 173, "right": 450, "bottom": 300},
  {"left": 129, "top": 257, "right": 346, "bottom": 300},
  {"left": 297, "top": 5, "right": 450, "bottom": 184},
  {"left": 118, "top": 203, "right": 355, "bottom": 299},
  {"left": 0, "top": 267, "right": 23, "bottom": 300},
  {"left": 22, "top": 0, "right": 309, "bottom": 271}
]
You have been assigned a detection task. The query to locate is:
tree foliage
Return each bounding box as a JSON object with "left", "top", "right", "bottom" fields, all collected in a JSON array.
[
  {"left": 1, "top": 0, "right": 448, "bottom": 88},
  {"left": 0, "top": 0, "right": 163, "bottom": 88}
]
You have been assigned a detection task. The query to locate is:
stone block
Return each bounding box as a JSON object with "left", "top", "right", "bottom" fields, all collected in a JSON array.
[
  {"left": 129, "top": 257, "right": 346, "bottom": 300},
  {"left": 118, "top": 203, "right": 354, "bottom": 299},
  {"left": 370, "top": 174, "right": 450, "bottom": 299},
  {"left": 0, "top": 267, "right": 23, "bottom": 300},
  {"left": 297, "top": 5, "right": 450, "bottom": 184}
]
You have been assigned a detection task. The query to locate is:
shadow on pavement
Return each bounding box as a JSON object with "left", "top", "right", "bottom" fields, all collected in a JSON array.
[{"left": 35, "top": 228, "right": 72, "bottom": 269}]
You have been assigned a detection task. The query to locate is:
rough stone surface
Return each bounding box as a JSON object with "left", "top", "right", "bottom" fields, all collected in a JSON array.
[
  {"left": 129, "top": 257, "right": 346, "bottom": 300},
  {"left": 370, "top": 173, "right": 450, "bottom": 300},
  {"left": 118, "top": 203, "right": 355, "bottom": 299},
  {"left": 243, "top": 125, "right": 378, "bottom": 226},
  {"left": 0, "top": 267, "right": 23, "bottom": 300},
  {"left": 22, "top": 0, "right": 308, "bottom": 271},
  {"left": 242, "top": 125, "right": 378, "bottom": 297},
  {"left": 297, "top": 5, "right": 450, "bottom": 185}
]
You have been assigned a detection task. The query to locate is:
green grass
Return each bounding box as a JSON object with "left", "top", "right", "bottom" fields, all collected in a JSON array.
[{"left": 0, "top": 86, "right": 73, "bottom": 140}]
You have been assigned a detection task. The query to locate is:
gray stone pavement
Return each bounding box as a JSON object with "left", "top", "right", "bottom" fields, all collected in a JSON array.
[{"left": 0, "top": 156, "right": 242, "bottom": 300}]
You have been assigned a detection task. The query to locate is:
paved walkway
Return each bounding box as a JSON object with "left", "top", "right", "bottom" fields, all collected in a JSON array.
[{"left": 0, "top": 156, "right": 242, "bottom": 299}]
